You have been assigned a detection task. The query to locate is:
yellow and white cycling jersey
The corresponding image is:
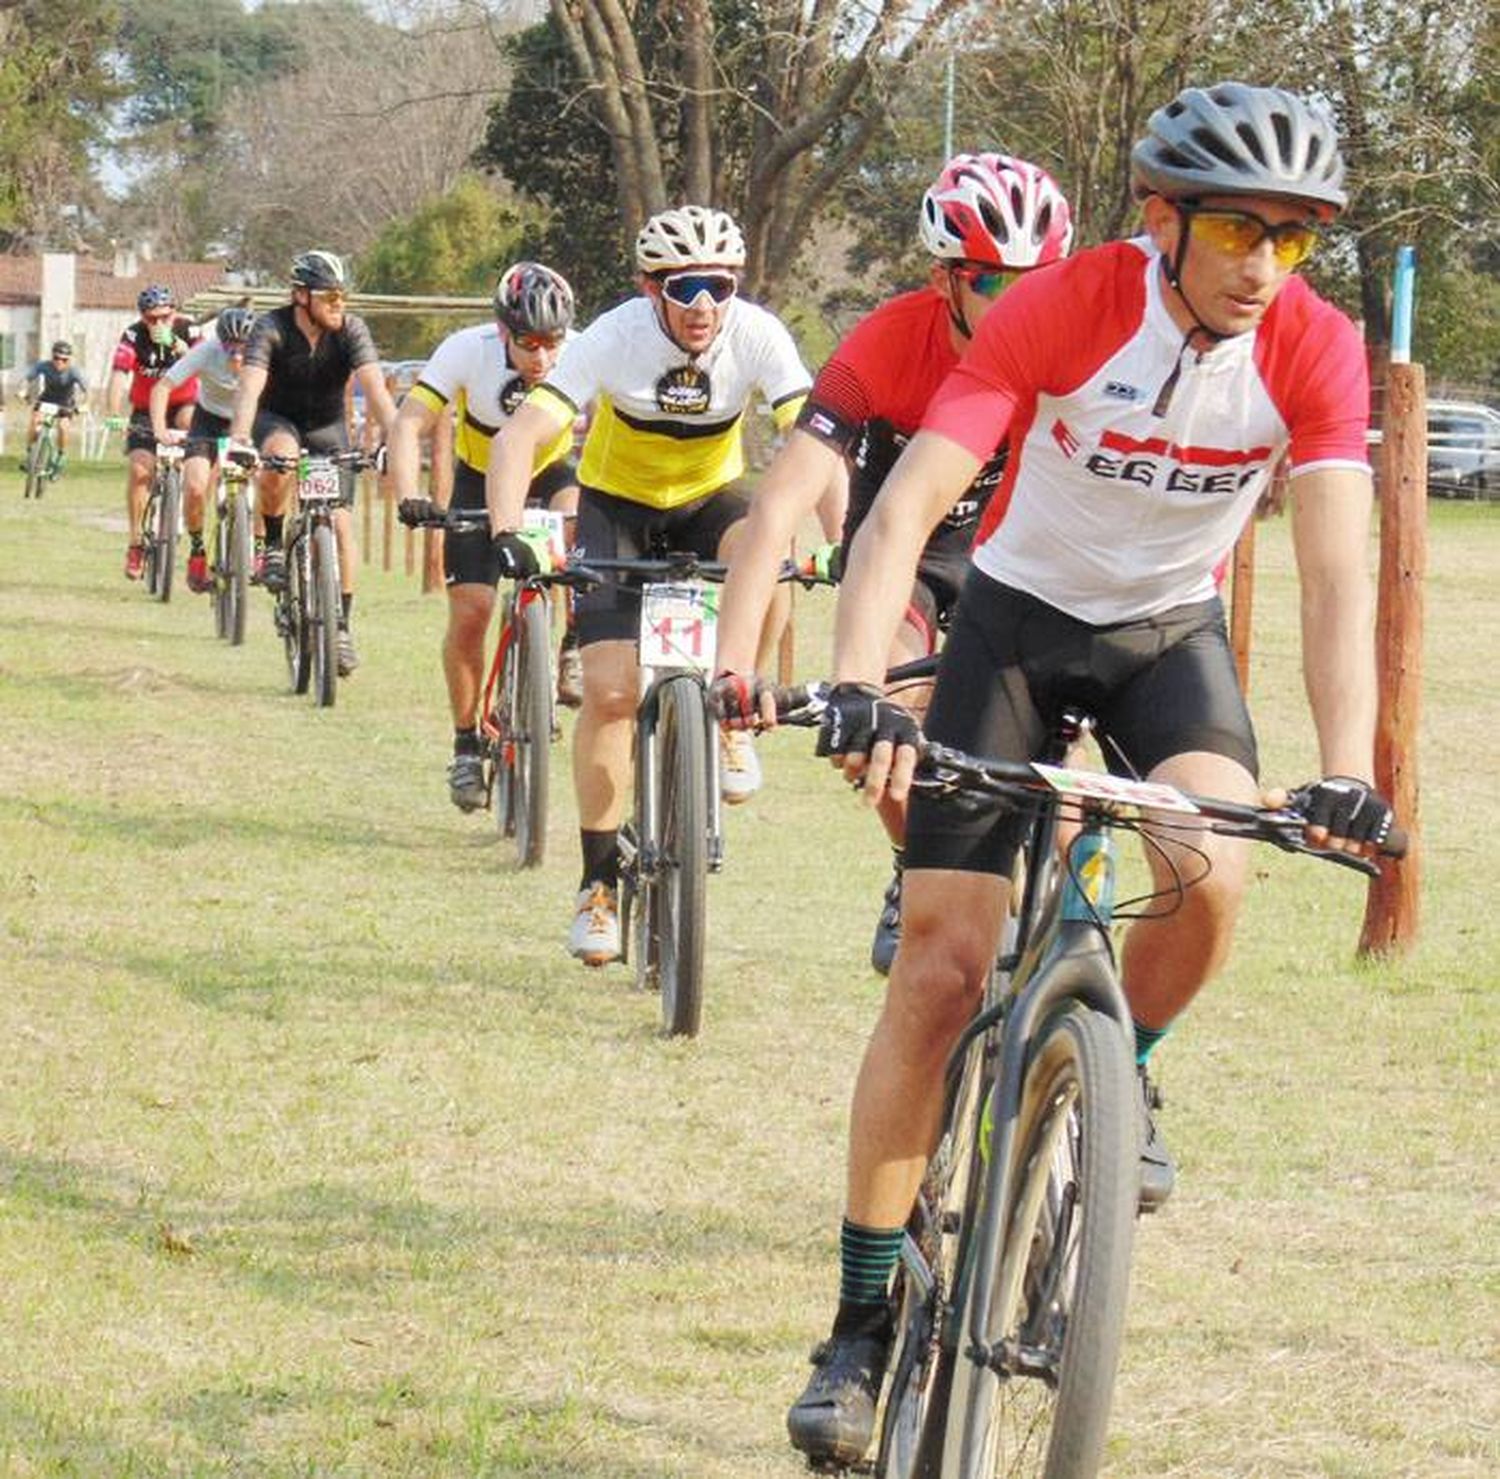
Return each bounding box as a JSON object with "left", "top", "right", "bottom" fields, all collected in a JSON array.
[
  {"left": 407, "top": 322, "right": 573, "bottom": 476},
  {"left": 526, "top": 296, "right": 810, "bottom": 509}
]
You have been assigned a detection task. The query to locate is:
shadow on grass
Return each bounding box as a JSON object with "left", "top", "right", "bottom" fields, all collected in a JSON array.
[{"left": 0, "top": 653, "right": 270, "bottom": 703}]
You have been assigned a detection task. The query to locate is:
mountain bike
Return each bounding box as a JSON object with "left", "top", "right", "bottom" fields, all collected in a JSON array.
[
  {"left": 776, "top": 688, "right": 1407, "bottom": 1477},
  {"left": 263, "top": 449, "right": 372, "bottom": 708},
  {"left": 208, "top": 448, "right": 255, "bottom": 646},
  {"left": 398, "top": 503, "right": 585, "bottom": 868},
  {"left": 141, "top": 444, "right": 186, "bottom": 602},
  {"left": 22, "top": 403, "right": 72, "bottom": 500},
  {"left": 576, "top": 551, "right": 730, "bottom": 1037}
]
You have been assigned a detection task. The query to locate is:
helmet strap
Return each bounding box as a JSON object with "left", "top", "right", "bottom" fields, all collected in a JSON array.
[
  {"left": 943, "top": 267, "right": 975, "bottom": 344},
  {"left": 1151, "top": 206, "right": 1228, "bottom": 416}
]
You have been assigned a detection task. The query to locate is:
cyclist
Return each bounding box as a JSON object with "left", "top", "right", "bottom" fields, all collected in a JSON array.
[
  {"left": 485, "top": 205, "right": 812, "bottom": 965},
  {"left": 226, "top": 250, "right": 398, "bottom": 677},
  {"left": 21, "top": 340, "right": 88, "bottom": 481},
  {"left": 786, "top": 81, "right": 1397, "bottom": 1468},
  {"left": 390, "top": 261, "right": 582, "bottom": 812},
  {"left": 713, "top": 152, "right": 1074, "bottom": 976},
  {"left": 108, "top": 285, "right": 198, "bottom": 580},
  {"left": 149, "top": 306, "right": 256, "bottom": 593}
]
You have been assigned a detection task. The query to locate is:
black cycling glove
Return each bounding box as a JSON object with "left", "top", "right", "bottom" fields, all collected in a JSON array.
[
  {"left": 491, "top": 529, "right": 545, "bottom": 580},
  {"left": 397, "top": 497, "right": 439, "bottom": 528},
  {"left": 1289, "top": 775, "right": 1395, "bottom": 847},
  {"left": 816, "top": 682, "right": 920, "bottom": 760}
]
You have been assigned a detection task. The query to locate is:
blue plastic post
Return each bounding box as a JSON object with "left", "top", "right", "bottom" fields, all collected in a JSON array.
[{"left": 1390, "top": 246, "right": 1416, "bottom": 365}]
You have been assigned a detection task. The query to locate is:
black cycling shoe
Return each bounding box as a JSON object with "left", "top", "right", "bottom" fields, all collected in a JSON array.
[
  {"left": 786, "top": 1328, "right": 890, "bottom": 1468},
  {"left": 869, "top": 862, "right": 903, "bottom": 977},
  {"left": 1137, "top": 1068, "right": 1176, "bottom": 1213}
]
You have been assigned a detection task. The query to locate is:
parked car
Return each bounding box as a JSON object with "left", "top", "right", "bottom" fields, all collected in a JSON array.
[{"left": 1427, "top": 399, "right": 1500, "bottom": 498}]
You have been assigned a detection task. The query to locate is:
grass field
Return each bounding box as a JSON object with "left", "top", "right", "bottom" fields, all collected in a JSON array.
[{"left": 1, "top": 446, "right": 1496, "bottom": 1477}]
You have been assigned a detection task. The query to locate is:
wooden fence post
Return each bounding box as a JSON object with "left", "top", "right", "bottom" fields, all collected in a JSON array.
[
  {"left": 1360, "top": 246, "right": 1424, "bottom": 957},
  {"left": 1359, "top": 358, "right": 1425, "bottom": 956}
]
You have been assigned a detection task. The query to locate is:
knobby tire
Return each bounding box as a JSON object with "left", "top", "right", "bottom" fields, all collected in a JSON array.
[
  {"left": 510, "top": 597, "right": 551, "bottom": 868},
  {"left": 229, "top": 490, "right": 252, "bottom": 646},
  {"left": 948, "top": 1006, "right": 1136, "bottom": 1479},
  {"left": 156, "top": 468, "right": 181, "bottom": 604},
  {"left": 311, "top": 523, "right": 339, "bottom": 708},
  {"left": 654, "top": 676, "right": 708, "bottom": 1037}
]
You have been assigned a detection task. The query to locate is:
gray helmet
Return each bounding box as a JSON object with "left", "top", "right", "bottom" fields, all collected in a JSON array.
[
  {"left": 493, "top": 261, "right": 574, "bottom": 337},
  {"left": 51, "top": 340, "right": 73, "bottom": 357},
  {"left": 1131, "top": 82, "right": 1347, "bottom": 212},
  {"left": 216, "top": 306, "right": 256, "bottom": 345},
  {"left": 290, "top": 250, "right": 349, "bottom": 291}
]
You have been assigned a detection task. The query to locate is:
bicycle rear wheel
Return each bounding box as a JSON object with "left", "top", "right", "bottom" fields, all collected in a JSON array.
[
  {"left": 652, "top": 675, "right": 708, "bottom": 1037},
  {"left": 949, "top": 1006, "right": 1137, "bottom": 1479},
  {"left": 311, "top": 523, "right": 339, "bottom": 707},
  {"left": 876, "top": 1021, "right": 992, "bottom": 1478},
  {"left": 498, "top": 597, "right": 551, "bottom": 867},
  {"left": 155, "top": 468, "right": 182, "bottom": 603},
  {"left": 228, "top": 490, "right": 252, "bottom": 646}
]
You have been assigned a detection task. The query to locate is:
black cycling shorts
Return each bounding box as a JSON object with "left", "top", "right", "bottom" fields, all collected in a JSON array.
[
  {"left": 126, "top": 406, "right": 189, "bottom": 455},
  {"left": 573, "top": 482, "right": 749, "bottom": 647},
  {"left": 183, "top": 406, "right": 230, "bottom": 461},
  {"left": 252, "top": 411, "right": 348, "bottom": 457},
  {"left": 905, "top": 571, "right": 1258, "bottom": 879},
  {"left": 444, "top": 458, "right": 578, "bottom": 588}
]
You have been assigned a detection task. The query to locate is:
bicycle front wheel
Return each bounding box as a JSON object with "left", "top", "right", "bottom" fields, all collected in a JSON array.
[
  {"left": 506, "top": 597, "right": 551, "bottom": 867},
  {"left": 283, "top": 541, "right": 311, "bottom": 694},
  {"left": 228, "top": 490, "right": 252, "bottom": 646},
  {"left": 23, "top": 435, "right": 46, "bottom": 500},
  {"left": 653, "top": 675, "right": 708, "bottom": 1037},
  {"left": 212, "top": 500, "right": 231, "bottom": 639},
  {"left": 949, "top": 1006, "right": 1137, "bottom": 1479},
  {"left": 155, "top": 468, "right": 182, "bottom": 604},
  {"left": 311, "top": 523, "right": 339, "bottom": 707}
]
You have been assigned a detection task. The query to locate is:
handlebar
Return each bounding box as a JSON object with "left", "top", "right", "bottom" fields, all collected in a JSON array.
[
  {"left": 259, "top": 449, "right": 379, "bottom": 474},
  {"left": 768, "top": 681, "right": 1407, "bottom": 876}
]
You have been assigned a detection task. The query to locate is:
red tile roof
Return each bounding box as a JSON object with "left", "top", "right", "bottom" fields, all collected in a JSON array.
[{"left": 0, "top": 255, "right": 228, "bottom": 309}]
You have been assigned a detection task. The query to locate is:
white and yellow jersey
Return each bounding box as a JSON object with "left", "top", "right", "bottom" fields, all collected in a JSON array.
[
  {"left": 407, "top": 322, "right": 573, "bottom": 476},
  {"left": 526, "top": 296, "right": 810, "bottom": 509}
]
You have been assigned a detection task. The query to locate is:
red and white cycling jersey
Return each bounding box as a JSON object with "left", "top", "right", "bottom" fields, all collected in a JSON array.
[{"left": 924, "top": 239, "right": 1371, "bottom": 623}]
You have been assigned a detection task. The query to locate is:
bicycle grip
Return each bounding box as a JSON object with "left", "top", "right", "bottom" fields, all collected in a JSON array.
[{"left": 1379, "top": 822, "right": 1408, "bottom": 859}]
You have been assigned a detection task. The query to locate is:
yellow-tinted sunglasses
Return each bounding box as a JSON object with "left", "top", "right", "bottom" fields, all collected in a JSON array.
[{"left": 1185, "top": 207, "right": 1322, "bottom": 269}]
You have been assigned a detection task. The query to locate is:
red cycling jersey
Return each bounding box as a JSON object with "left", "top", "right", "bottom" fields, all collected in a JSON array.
[
  {"left": 923, "top": 240, "right": 1370, "bottom": 623},
  {"left": 112, "top": 317, "right": 199, "bottom": 412}
]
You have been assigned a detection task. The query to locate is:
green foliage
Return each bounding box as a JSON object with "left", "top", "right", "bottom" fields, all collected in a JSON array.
[
  {"left": 357, "top": 175, "right": 548, "bottom": 359},
  {"left": 0, "top": 1, "right": 119, "bottom": 247}
]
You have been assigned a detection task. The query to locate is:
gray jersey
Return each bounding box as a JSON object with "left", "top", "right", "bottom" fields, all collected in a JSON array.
[{"left": 164, "top": 337, "right": 241, "bottom": 420}]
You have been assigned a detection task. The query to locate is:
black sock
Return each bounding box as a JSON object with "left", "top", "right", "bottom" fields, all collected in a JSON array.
[
  {"left": 580, "top": 829, "right": 619, "bottom": 891},
  {"left": 189, "top": 533, "right": 205, "bottom": 555},
  {"left": 454, "top": 727, "right": 482, "bottom": 757},
  {"left": 341, "top": 593, "right": 354, "bottom": 624},
  {"left": 264, "top": 515, "right": 283, "bottom": 545}
]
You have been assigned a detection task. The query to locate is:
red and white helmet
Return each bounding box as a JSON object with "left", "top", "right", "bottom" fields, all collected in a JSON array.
[{"left": 919, "top": 153, "right": 1074, "bottom": 269}]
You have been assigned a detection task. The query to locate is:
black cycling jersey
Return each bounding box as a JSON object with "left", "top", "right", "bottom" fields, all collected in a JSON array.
[
  {"left": 26, "top": 361, "right": 87, "bottom": 408},
  {"left": 244, "top": 304, "right": 379, "bottom": 435}
]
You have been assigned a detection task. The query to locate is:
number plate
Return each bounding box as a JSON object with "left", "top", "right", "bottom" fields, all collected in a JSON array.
[
  {"left": 1032, "top": 764, "right": 1199, "bottom": 813},
  {"left": 639, "top": 582, "right": 718, "bottom": 674},
  {"left": 521, "top": 506, "right": 567, "bottom": 562},
  {"left": 302, "top": 461, "right": 341, "bottom": 502}
]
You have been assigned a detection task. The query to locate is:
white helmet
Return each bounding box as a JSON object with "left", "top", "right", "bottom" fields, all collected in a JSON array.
[
  {"left": 636, "top": 206, "right": 746, "bottom": 271},
  {"left": 920, "top": 153, "right": 1074, "bottom": 269}
]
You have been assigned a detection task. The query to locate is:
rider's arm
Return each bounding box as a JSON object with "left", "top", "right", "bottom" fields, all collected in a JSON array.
[
  {"left": 389, "top": 392, "right": 438, "bottom": 501},
  {"left": 487, "top": 399, "right": 568, "bottom": 536},
  {"left": 106, "top": 367, "right": 131, "bottom": 419},
  {"left": 227, "top": 363, "right": 268, "bottom": 443},
  {"left": 832, "top": 429, "right": 982, "bottom": 688},
  {"left": 354, "top": 360, "right": 400, "bottom": 441},
  {"left": 147, "top": 376, "right": 174, "bottom": 443},
  {"left": 429, "top": 408, "right": 455, "bottom": 510},
  {"left": 717, "top": 428, "right": 842, "bottom": 675},
  {"left": 1289, "top": 465, "right": 1378, "bottom": 781}
]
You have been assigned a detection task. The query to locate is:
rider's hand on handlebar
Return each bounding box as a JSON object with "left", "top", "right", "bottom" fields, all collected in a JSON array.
[
  {"left": 1275, "top": 775, "right": 1396, "bottom": 856},
  {"left": 709, "top": 670, "right": 776, "bottom": 731},
  {"left": 491, "top": 528, "right": 552, "bottom": 579},
  {"left": 225, "top": 438, "right": 258, "bottom": 469},
  {"left": 156, "top": 427, "right": 186, "bottom": 446},
  {"left": 369, "top": 442, "right": 389, "bottom": 476},
  {"left": 815, "top": 681, "right": 921, "bottom": 805},
  {"left": 397, "top": 496, "right": 439, "bottom": 528}
]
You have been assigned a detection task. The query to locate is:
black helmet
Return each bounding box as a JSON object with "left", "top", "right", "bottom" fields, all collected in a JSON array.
[
  {"left": 138, "top": 283, "right": 175, "bottom": 314},
  {"left": 1131, "top": 82, "right": 1347, "bottom": 212},
  {"left": 216, "top": 306, "right": 256, "bottom": 345},
  {"left": 51, "top": 340, "right": 73, "bottom": 357},
  {"left": 493, "top": 261, "right": 574, "bottom": 337},
  {"left": 290, "top": 250, "right": 349, "bottom": 292}
]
